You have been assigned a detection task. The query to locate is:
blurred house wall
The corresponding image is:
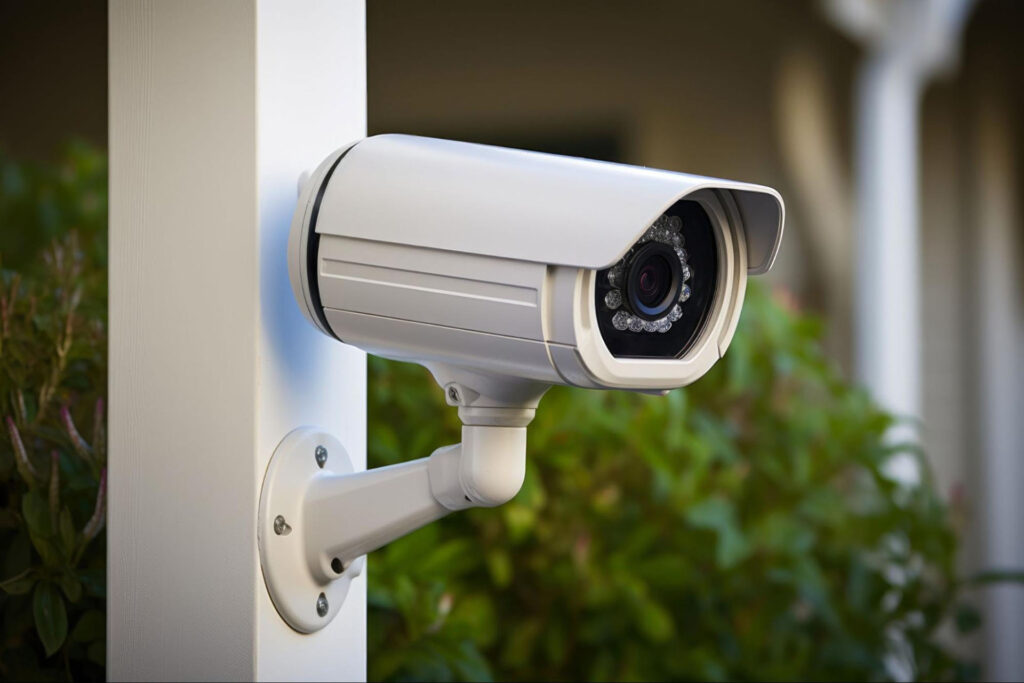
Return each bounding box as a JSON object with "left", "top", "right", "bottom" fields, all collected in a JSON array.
[
  {"left": 367, "top": 0, "right": 1023, "bottom": 677},
  {"left": 0, "top": 1, "right": 107, "bottom": 160}
]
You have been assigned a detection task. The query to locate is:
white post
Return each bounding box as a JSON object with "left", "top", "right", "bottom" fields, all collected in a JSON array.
[
  {"left": 972, "top": 79, "right": 1024, "bottom": 683},
  {"left": 828, "top": 0, "right": 973, "bottom": 478},
  {"left": 108, "top": 1, "right": 367, "bottom": 680},
  {"left": 853, "top": 55, "right": 922, "bottom": 445}
]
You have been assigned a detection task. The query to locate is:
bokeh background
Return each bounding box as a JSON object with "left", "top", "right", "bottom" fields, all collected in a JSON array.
[{"left": 1, "top": 1, "right": 1022, "bottom": 681}]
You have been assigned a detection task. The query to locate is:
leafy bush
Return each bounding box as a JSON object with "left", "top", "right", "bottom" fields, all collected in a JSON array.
[
  {"left": 367, "top": 286, "right": 978, "bottom": 682},
  {"left": 0, "top": 145, "right": 107, "bottom": 681}
]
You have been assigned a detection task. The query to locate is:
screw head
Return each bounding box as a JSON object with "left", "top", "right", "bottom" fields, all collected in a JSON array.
[
  {"left": 316, "top": 592, "right": 329, "bottom": 617},
  {"left": 447, "top": 386, "right": 460, "bottom": 403},
  {"left": 315, "top": 445, "right": 328, "bottom": 468},
  {"left": 273, "top": 515, "right": 291, "bottom": 536}
]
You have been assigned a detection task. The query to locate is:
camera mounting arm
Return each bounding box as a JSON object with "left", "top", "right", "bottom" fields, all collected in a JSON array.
[
  {"left": 258, "top": 371, "right": 543, "bottom": 633},
  {"left": 313, "top": 424, "right": 525, "bottom": 572}
]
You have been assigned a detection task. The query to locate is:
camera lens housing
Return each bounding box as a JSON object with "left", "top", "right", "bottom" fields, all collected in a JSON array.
[{"left": 595, "top": 199, "right": 719, "bottom": 359}]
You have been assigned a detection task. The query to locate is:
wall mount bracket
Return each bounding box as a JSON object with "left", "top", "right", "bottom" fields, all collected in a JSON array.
[
  {"left": 259, "top": 371, "right": 541, "bottom": 633},
  {"left": 258, "top": 427, "right": 364, "bottom": 633}
]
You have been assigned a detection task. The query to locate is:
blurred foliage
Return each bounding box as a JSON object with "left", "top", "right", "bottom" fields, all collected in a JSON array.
[
  {"left": 0, "top": 143, "right": 107, "bottom": 283},
  {"left": 0, "top": 145, "right": 107, "bottom": 681},
  {"left": 367, "top": 285, "right": 985, "bottom": 682}
]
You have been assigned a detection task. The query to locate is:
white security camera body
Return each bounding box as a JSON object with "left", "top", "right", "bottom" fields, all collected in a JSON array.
[
  {"left": 262, "top": 135, "right": 784, "bottom": 632},
  {"left": 289, "top": 134, "right": 783, "bottom": 407}
]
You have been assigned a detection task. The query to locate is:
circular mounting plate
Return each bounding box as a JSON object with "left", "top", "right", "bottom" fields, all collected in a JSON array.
[{"left": 259, "top": 426, "right": 363, "bottom": 633}]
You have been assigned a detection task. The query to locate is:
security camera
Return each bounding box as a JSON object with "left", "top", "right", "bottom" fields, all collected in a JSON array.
[
  {"left": 289, "top": 134, "right": 783, "bottom": 403},
  {"left": 260, "top": 135, "right": 784, "bottom": 632}
]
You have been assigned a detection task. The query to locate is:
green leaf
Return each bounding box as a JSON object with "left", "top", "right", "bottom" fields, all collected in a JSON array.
[
  {"left": 0, "top": 568, "right": 37, "bottom": 595},
  {"left": 500, "top": 618, "right": 542, "bottom": 669},
  {"left": 59, "top": 506, "right": 77, "bottom": 555},
  {"left": 58, "top": 571, "right": 82, "bottom": 602},
  {"left": 450, "top": 593, "right": 498, "bottom": 648},
  {"left": 72, "top": 609, "right": 105, "bottom": 643},
  {"left": 685, "top": 497, "right": 735, "bottom": 531},
  {"left": 28, "top": 532, "right": 63, "bottom": 568},
  {"left": 685, "top": 497, "right": 751, "bottom": 569},
  {"left": 29, "top": 532, "right": 63, "bottom": 567},
  {"left": 634, "top": 555, "right": 692, "bottom": 590},
  {"left": 21, "top": 489, "right": 51, "bottom": 537},
  {"left": 485, "top": 549, "right": 512, "bottom": 588},
  {"left": 751, "top": 512, "right": 815, "bottom": 556},
  {"left": 33, "top": 581, "right": 68, "bottom": 657},
  {"left": 636, "top": 598, "right": 675, "bottom": 642},
  {"left": 717, "top": 527, "right": 752, "bottom": 569},
  {"left": 417, "top": 538, "right": 479, "bottom": 579},
  {"left": 87, "top": 640, "right": 106, "bottom": 666},
  {"left": 502, "top": 503, "right": 536, "bottom": 541},
  {"left": 448, "top": 639, "right": 493, "bottom": 683}
]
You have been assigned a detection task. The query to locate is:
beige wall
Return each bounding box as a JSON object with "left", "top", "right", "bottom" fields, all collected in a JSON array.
[{"left": 0, "top": 2, "right": 107, "bottom": 160}]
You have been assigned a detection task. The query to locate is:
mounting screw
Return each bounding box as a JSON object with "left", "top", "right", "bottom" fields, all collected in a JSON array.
[
  {"left": 447, "top": 386, "right": 460, "bottom": 403},
  {"left": 273, "top": 515, "right": 291, "bottom": 536},
  {"left": 315, "top": 445, "right": 328, "bottom": 468},
  {"left": 316, "top": 592, "right": 329, "bottom": 617}
]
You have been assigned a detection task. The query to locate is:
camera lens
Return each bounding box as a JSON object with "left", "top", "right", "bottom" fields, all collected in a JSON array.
[
  {"left": 596, "top": 200, "right": 718, "bottom": 358},
  {"left": 637, "top": 259, "right": 670, "bottom": 305},
  {"left": 626, "top": 242, "right": 682, "bottom": 319}
]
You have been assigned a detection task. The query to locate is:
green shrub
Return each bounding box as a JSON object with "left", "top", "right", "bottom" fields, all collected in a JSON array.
[
  {"left": 366, "top": 285, "right": 978, "bottom": 682},
  {"left": 0, "top": 145, "right": 107, "bottom": 681}
]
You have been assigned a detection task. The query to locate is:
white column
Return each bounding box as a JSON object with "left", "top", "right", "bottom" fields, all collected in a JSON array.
[
  {"left": 108, "top": 2, "right": 367, "bottom": 680},
  {"left": 853, "top": 56, "right": 922, "bottom": 446},
  {"left": 829, "top": 0, "right": 974, "bottom": 480},
  {"left": 972, "top": 81, "right": 1024, "bottom": 683}
]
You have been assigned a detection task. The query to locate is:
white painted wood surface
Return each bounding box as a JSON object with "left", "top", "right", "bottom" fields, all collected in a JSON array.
[
  {"left": 108, "top": 1, "right": 367, "bottom": 679},
  {"left": 971, "top": 77, "right": 1024, "bottom": 683}
]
